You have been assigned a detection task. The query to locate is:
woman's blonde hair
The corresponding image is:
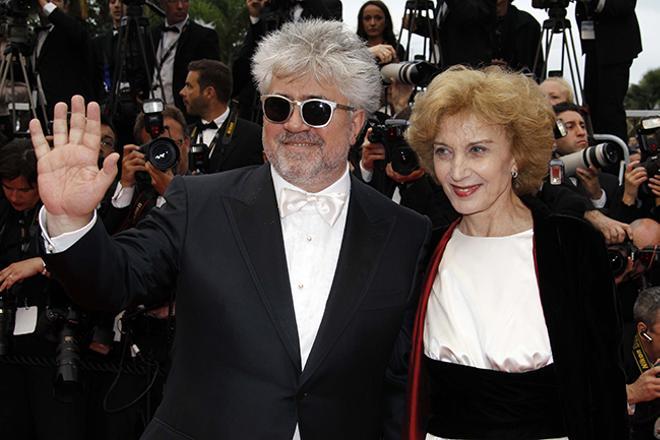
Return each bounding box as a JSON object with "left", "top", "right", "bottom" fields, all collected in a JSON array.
[{"left": 406, "top": 66, "right": 555, "bottom": 196}]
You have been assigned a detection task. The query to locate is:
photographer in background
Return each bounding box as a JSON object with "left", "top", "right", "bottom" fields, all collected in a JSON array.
[
  {"left": 552, "top": 102, "right": 620, "bottom": 213},
  {"left": 576, "top": 0, "right": 642, "bottom": 143},
  {"left": 625, "top": 286, "right": 660, "bottom": 440},
  {"left": 179, "top": 59, "right": 263, "bottom": 174},
  {"left": 0, "top": 139, "right": 86, "bottom": 439},
  {"left": 103, "top": 104, "right": 190, "bottom": 234}
]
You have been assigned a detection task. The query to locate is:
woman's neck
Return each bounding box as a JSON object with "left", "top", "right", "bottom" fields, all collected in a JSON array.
[{"left": 458, "top": 193, "right": 533, "bottom": 237}]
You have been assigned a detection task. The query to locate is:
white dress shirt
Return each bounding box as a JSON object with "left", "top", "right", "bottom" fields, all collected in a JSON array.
[
  {"left": 423, "top": 227, "right": 566, "bottom": 440},
  {"left": 111, "top": 182, "right": 166, "bottom": 209},
  {"left": 153, "top": 16, "right": 188, "bottom": 105},
  {"left": 271, "top": 164, "right": 350, "bottom": 440}
]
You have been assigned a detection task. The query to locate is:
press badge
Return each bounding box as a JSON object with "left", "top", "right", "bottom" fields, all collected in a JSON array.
[
  {"left": 581, "top": 20, "right": 595, "bottom": 40},
  {"left": 14, "top": 306, "right": 38, "bottom": 335}
]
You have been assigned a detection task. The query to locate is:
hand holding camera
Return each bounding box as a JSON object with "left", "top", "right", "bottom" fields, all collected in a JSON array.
[{"left": 119, "top": 144, "right": 146, "bottom": 188}]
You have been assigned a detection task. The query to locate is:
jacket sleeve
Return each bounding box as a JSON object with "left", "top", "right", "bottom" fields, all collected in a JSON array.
[{"left": 43, "top": 177, "right": 189, "bottom": 312}]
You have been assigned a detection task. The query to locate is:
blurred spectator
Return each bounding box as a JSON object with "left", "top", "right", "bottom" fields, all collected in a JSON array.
[
  {"left": 34, "top": 0, "right": 96, "bottom": 120},
  {"left": 539, "top": 77, "right": 575, "bottom": 106},
  {"left": 357, "top": 1, "right": 405, "bottom": 64},
  {"left": 150, "top": 0, "right": 220, "bottom": 116},
  {"left": 91, "top": 0, "right": 125, "bottom": 103}
]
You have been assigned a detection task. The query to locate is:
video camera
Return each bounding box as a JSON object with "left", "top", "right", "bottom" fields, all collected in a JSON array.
[
  {"left": 139, "top": 99, "right": 180, "bottom": 172},
  {"left": 367, "top": 118, "right": 420, "bottom": 176},
  {"left": 0, "top": 0, "right": 33, "bottom": 48}
]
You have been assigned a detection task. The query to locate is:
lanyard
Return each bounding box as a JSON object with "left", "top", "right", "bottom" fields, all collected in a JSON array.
[{"left": 633, "top": 333, "right": 653, "bottom": 373}]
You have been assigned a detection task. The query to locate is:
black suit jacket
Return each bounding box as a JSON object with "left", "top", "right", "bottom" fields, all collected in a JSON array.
[
  {"left": 36, "top": 9, "right": 95, "bottom": 118},
  {"left": 190, "top": 117, "right": 263, "bottom": 173},
  {"left": 151, "top": 20, "right": 220, "bottom": 113},
  {"left": 576, "top": 0, "right": 642, "bottom": 65},
  {"left": 44, "top": 164, "right": 430, "bottom": 439}
]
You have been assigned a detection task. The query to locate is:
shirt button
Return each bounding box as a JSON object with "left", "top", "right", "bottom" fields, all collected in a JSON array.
[
  {"left": 297, "top": 283, "right": 304, "bottom": 289},
  {"left": 306, "top": 235, "right": 312, "bottom": 242}
]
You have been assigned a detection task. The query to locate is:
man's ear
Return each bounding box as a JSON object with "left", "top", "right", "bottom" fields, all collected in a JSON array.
[{"left": 349, "top": 109, "right": 366, "bottom": 146}]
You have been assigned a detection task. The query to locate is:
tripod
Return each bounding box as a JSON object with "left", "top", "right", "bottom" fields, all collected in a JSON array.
[
  {"left": 397, "top": 0, "right": 440, "bottom": 65},
  {"left": 107, "top": 0, "right": 164, "bottom": 146},
  {"left": 533, "top": 6, "right": 584, "bottom": 106},
  {"left": 0, "top": 20, "right": 50, "bottom": 136}
]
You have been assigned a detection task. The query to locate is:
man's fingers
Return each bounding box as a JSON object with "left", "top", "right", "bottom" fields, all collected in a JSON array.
[
  {"left": 52, "top": 102, "right": 68, "bottom": 148},
  {"left": 97, "top": 153, "right": 119, "bottom": 189},
  {"left": 68, "top": 95, "right": 86, "bottom": 145},
  {"left": 82, "top": 101, "right": 101, "bottom": 153},
  {"left": 29, "top": 119, "right": 50, "bottom": 160}
]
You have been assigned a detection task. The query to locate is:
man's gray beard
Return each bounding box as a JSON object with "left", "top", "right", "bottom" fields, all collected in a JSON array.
[{"left": 266, "top": 133, "right": 347, "bottom": 190}]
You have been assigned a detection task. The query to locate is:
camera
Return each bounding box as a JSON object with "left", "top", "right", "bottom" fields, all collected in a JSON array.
[
  {"left": 636, "top": 117, "right": 660, "bottom": 184},
  {"left": 555, "top": 142, "right": 622, "bottom": 177},
  {"left": 188, "top": 143, "right": 209, "bottom": 175},
  {"left": 609, "top": 242, "right": 659, "bottom": 278},
  {"left": 368, "top": 118, "right": 419, "bottom": 176},
  {"left": 138, "top": 99, "right": 180, "bottom": 172},
  {"left": 380, "top": 61, "right": 440, "bottom": 88},
  {"left": 46, "top": 306, "right": 82, "bottom": 401}
]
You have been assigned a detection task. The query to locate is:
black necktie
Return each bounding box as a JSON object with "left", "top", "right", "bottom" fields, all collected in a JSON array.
[
  {"left": 163, "top": 26, "right": 180, "bottom": 33},
  {"left": 199, "top": 121, "right": 217, "bottom": 130}
]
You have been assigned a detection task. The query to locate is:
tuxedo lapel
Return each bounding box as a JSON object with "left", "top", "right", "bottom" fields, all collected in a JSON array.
[
  {"left": 301, "top": 179, "right": 395, "bottom": 384},
  {"left": 225, "top": 165, "right": 302, "bottom": 372}
]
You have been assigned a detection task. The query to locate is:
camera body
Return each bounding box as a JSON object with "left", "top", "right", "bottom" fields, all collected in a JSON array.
[
  {"left": 636, "top": 117, "right": 660, "bottom": 189},
  {"left": 188, "top": 143, "right": 209, "bottom": 175},
  {"left": 139, "top": 99, "right": 180, "bottom": 172},
  {"left": 368, "top": 119, "right": 420, "bottom": 176}
]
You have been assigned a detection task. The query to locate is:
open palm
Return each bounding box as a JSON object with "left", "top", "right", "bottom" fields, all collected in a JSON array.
[{"left": 30, "top": 96, "right": 119, "bottom": 231}]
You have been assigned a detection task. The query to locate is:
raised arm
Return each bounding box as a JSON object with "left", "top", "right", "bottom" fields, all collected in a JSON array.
[{"left": 30, "top": 95, "right": 119, "bottom": 236}]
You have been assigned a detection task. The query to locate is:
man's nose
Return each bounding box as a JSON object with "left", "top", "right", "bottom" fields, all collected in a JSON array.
[{"left": 283, "top": 104, "right": 307, "bottom": 132}]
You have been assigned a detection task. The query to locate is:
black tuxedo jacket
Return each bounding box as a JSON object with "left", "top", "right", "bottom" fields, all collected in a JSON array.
[
  {"left": 36, "top": 9, "right": 95, "bottom": 118},
  {"left": 44, "top": 164, "right": 430, "bottom": 439},
  {"left": 190, "top": 117, "right": 263, "bottom": 173},
  {"left": 150, "top": 20, "right": 220, "bottom": 113}
]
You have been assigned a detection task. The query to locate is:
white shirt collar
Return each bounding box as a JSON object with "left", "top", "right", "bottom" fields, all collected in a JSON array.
[
  {"left": 271, "top": 163, "right": 351, "bottom": 213},
  {"left": 201, "top": 107, "right": 230, "bottom": 128},
  {"left": 166, "top": 15, "right": 189, "bottom": 31}
]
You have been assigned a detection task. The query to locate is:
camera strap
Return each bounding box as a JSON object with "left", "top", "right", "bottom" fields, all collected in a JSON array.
[
  {"left": 207, "top": 103, "right": 239, "bottom": 158},
  {"left": 633, "top": 333, "right": 653, "bottom": 374}
]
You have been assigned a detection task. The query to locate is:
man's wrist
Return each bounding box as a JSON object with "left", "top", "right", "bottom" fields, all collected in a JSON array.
[{"left": 46, "top": 211, "right": 94, "bottom": 237}]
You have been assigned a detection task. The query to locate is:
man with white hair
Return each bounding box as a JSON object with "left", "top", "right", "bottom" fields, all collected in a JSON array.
[{"left": 32, "top": 19, "right": 429, "bottom": 440}]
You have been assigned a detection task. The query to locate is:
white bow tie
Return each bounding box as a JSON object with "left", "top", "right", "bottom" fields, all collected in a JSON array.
[{"left": 279, "top": 187, "right": 346, "bottom": 226}]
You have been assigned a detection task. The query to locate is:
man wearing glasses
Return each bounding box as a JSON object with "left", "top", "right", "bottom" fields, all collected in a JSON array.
[
  {"left": 151, "top": 0, "right": 220, "bottom": 116},
  {"left": 32, "top": 20, "right": 429, "bottom": 440}
]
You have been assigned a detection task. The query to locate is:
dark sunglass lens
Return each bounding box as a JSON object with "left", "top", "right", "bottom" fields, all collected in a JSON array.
[
  {"left": 302, "top": 100, "right": 332, "bottom": 127},
  {"left": 264, "top": 97, "right": 291, "bottom": 122}
]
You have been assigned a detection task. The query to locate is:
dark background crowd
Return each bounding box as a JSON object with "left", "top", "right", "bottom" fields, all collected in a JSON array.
[{"left": 0, "top": 0, "right": 659, "bottom": 439}]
